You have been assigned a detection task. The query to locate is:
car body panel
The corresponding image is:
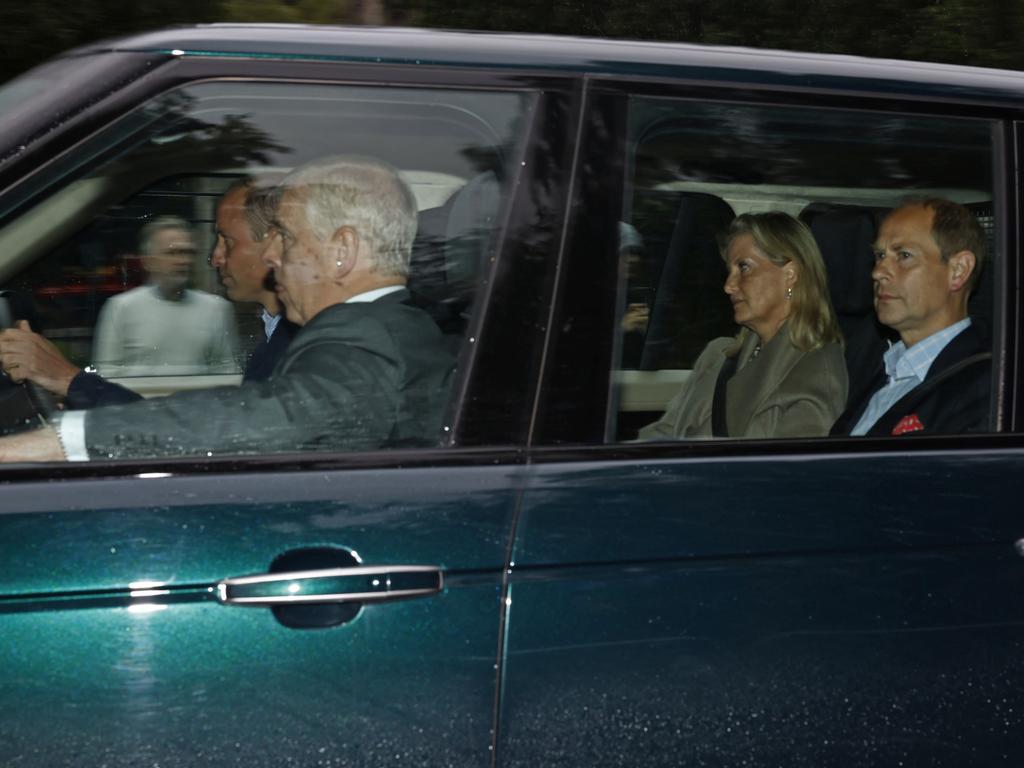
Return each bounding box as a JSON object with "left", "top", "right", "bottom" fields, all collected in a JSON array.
[
  {"left": 500, "top": 449, "right": 1024, "bottom": 764},
  {"left": 0, "top": 464, "right": 525, "bottom": 765}
]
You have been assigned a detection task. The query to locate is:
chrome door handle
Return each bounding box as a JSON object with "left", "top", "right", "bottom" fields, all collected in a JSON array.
[{"left": 217, "top": 565, "right": 443, "bottom": 606}]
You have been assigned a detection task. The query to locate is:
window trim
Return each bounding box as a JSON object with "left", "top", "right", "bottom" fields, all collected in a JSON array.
[
  {"left": 0, "top": 57, "right": 583, "bottom": 478},
  {"left": 535, "top": 78, "right": 1019, "bottom": 451}
]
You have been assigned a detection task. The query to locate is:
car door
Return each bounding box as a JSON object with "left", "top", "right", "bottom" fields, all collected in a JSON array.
[
  {"left": 496, "top": 79, "right": 1024, "bottom": 766},
  {"left": 1, "top": 464, "right": 521, "bottom": 765},
  {"left": 0, "top": 50, "right": 579, "bottom": 766}
]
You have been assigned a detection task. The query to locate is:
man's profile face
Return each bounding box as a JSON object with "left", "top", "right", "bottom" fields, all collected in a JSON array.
[
  {"left": 145, "top": 227, "right": 195, "bottom": 295},
  {"left": 211, "top": 187, "right": 270, "bottom": 304},
  {"left": 262, "top": 188, "right": 331, "bottom": 326},
  {"left": 871, "top": 205, "right": 960, "bottom": 347}
]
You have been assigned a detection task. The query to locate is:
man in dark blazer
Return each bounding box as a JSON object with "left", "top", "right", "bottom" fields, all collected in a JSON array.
[
  {"left": 0, "top": 156, "right": 455, "bottom": 461},
  {"left": 0, "top": 177, "right": 298, "bottom": 407},
  {"left": 831, "top": 198, "right": 990, "bottom": 437}
]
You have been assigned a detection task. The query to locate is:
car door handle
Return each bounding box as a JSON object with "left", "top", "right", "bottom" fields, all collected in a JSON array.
[{"left": 217, "top": 565, "right": 443, "bottom": 606}]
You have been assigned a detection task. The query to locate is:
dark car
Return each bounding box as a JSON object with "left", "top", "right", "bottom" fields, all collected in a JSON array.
[{"left": 0, "top": 24, "right": 1020, "bottom": 767}]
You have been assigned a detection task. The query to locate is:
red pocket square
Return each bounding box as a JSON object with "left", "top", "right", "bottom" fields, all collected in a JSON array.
[{"left": 892, "top": 414, "right": 924, "bottom": 435}]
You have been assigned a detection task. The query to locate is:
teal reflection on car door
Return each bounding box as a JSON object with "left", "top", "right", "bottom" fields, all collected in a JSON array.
[
  {"left": 499, "top": 450, "right": 1024, "bottom": 766},
  {"left": 0, "top": 464, "right": 521, "bottom": 766}
]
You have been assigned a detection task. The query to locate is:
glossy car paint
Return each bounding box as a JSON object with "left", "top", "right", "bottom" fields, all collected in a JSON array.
[
  {"left": 0, "top": 464, "right": 522, "bottom": 765},
  {"left": 500, "top": 447, "right": 1024, "bottom": 765}
]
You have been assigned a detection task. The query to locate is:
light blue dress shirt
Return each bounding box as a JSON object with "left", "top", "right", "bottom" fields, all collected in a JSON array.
[
  {"left": 260, "top": 308, "right": 281, "bottom": 342},
  {"left": 850, "top": 318, "right": 972, "bottom": 436}
]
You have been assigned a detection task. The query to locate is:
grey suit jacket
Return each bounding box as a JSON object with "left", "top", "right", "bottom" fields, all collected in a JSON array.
[
  {"left": 81, "top": 290, "right": 454, "bottom": 459},
  {"left": 639, "top": 325, "right": 848, "bottom": 440}
]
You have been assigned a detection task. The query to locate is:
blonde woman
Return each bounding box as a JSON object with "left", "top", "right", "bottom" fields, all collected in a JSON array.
[{"left": 640, "top": 211, "right": 848, "bottom": 439}]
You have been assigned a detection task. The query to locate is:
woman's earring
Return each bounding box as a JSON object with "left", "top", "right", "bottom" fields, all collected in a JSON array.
[{"left": 785, "top": 286, "right": 793, "bottom": 300}]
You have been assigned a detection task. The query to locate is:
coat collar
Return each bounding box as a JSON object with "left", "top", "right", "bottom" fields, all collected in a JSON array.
[
  {"left": 836, "top": 320, "right": 986, "bottom": 434},
  {"left": 725, "top": 324, "right": 806, "bottom": 436}
]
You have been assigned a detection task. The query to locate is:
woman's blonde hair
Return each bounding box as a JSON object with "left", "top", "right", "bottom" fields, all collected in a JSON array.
[{"left": 725, "top": 211, "right": 842, "bottom": 352}]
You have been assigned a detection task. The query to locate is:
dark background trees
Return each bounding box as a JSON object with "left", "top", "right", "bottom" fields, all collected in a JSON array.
[{"left": 3, "top": 0, "right": 1024, "bottom": 84}]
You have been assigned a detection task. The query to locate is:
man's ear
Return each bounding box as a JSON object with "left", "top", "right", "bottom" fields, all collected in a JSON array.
[
  {"left": 948, "top": 250, "right": 977, "bottom": 293},
  {"left": 326, "top": 226, "right": 359, "bottom": 279}
]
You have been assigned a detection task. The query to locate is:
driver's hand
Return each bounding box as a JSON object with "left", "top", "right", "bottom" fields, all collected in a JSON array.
[{"left": 0, "top": 321, "right": 81, "bottom": 397}]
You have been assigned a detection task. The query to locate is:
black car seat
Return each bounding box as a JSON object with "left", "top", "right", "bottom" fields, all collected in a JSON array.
[
  {"left": 407, "top": 171, "right": 499, "bottom": 342},
  {"left": 637, "top": 192, "right": 736, "bottom": 371},
  {"left": 802, "top": 204, "right": 893, "bottom": 407},
  {"left": 965, "top": 201, "right": 995, "bottom": 344}
]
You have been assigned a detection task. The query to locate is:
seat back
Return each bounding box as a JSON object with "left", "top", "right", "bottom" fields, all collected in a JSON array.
[
  {"left": 803, "top": 204, "right": 892, "bottom": 405},
  {"left": 407, "top": 172, "right": 500, "bottom": 340},
  {"left": 965, "top": 201, "right": 995, "bottom": 344},
  {"left": 637, "top": 192, "right": 736, "bottom": 371}
]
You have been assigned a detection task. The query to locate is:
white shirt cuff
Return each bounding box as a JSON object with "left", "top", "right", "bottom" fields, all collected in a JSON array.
[{"left": 56, "top": 412, "right": 90, "bottom": 462}]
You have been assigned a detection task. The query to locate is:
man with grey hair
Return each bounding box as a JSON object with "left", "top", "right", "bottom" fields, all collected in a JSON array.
[
  {"left": 0, "top": 156, "right": 455, "bottom": 461},
  {"left": 93, "top": 215, "right": 239, "bottom": 378}
]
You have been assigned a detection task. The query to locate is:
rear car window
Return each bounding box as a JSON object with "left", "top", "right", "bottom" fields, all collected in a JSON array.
[{"left": 613, "top": 96, "right": 998, "bottom": 442}]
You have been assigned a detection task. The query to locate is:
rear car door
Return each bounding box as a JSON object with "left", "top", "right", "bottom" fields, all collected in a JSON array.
[
  {"left": 0, "top": 48, "right": 578, "bottom": 766},
  {"left": 497, "top": 76, "right": 1024, "bottom": 766}
]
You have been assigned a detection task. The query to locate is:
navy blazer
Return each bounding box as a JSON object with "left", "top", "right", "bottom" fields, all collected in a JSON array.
[
  {"left": 65, "top": 317, "right": 298, "bottom": 410},
  {"left": 831, "top": 323, "right": 991, "bottom": 436}
]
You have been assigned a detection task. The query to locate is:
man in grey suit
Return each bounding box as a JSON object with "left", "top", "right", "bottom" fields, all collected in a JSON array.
[{"left": 0, "top": 156, "right": 455, "bottom": 461}]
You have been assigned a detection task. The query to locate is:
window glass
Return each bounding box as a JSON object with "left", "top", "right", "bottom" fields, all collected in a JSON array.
[
  {"left": 0, "top": 53, "right": 147, "bottom": 159},
  {"left": 0, "top": 81, "right": 534, "bottom": 458},
  {"left": 615, "top": 96, "right": 997, "bottom": 442}
]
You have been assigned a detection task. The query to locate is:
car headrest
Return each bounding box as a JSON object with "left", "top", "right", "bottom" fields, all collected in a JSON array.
[{"left": 808, "top": 208, "right": 877, "bottom": 317}]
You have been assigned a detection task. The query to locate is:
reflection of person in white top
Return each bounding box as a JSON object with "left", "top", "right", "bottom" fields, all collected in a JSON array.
[{"left": 92, "top": 216, "right": 239, "bottom": 377}]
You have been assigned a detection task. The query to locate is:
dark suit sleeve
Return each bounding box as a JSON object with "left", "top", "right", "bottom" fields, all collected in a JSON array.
[
  {"left": 82, "top": 315, "right": 403, "bottom": 459},
  {"left": 65, "top": 371, "right": 144, "bottom": 410},
  {"left": 867, "top": 356, "right": 991, "bottom": 436}
]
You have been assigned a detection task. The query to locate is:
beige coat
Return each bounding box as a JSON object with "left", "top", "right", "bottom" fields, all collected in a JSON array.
[{"left": 638, "top": 325, "right": 848, "bottom": 440}]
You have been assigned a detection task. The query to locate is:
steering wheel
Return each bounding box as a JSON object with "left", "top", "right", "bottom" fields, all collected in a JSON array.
[
  {"left": 0, "top": 292, "right": 58, "bottom": 430},
  {"left": 0, "top": 375, "right": 54, "bottom": 434}
]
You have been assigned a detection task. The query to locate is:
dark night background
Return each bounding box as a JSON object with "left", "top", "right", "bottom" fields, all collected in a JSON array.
[{"left": 2, "top": 0, "right": 1023, "bottom": 83}]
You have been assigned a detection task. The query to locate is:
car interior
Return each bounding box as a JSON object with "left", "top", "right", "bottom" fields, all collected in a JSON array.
[
  {"left": 613, "top": 97, "right": 997, "bottom": 440},
  {"left": 0, "top": 81, "right": 999, "bottom": 446},
  {"left": 0, "top": 82, "right": 528, "bottom": 416}
]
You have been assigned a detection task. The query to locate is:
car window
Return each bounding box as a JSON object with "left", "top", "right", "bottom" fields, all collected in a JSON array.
[
  {"left": 0, "top": 80, "right": 536, "bottom": 457},
  {"left": 612, "top": 95, "right": 999, "bottom": 442}
]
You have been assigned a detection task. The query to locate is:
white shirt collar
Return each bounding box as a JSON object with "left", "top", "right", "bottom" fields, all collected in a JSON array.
[
  {"left": 883, "top": 318, "right": 972, "bottom": 384},
  {"left": 345, "top": 285, "right": 404, "bottom": 304}
]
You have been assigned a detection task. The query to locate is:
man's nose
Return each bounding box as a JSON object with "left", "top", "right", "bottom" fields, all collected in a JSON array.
[
  {"left": 261, "top": 232, "right": 281, "bottom": 268},
  {"left": 871, "top": 253, "right": 891, "bottom": 281},
  {"left": 210, "top": 242, "right": 224, "bottom": 267}
]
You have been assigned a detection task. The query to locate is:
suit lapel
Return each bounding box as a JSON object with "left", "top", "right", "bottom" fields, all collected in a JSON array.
[
  {"left": 725, "top": 328, "right": 803, "bottom": 436},
  {"left": 832, "top": 360, "right": 885, "bottom": 435},
  {"left": 865, "top": 324, "right": 984, "bottom": 437}
]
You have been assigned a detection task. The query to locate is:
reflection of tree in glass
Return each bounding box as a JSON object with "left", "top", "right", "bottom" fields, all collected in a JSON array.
[
  {"left": 105, "top": 91, "right": 290, "bottom": 178},
  {"left": 12, "top": 91, "right": 291, "bottom": 369},
  {"left": 634, "top": 103, "right": 991, "bottom": 191}
]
